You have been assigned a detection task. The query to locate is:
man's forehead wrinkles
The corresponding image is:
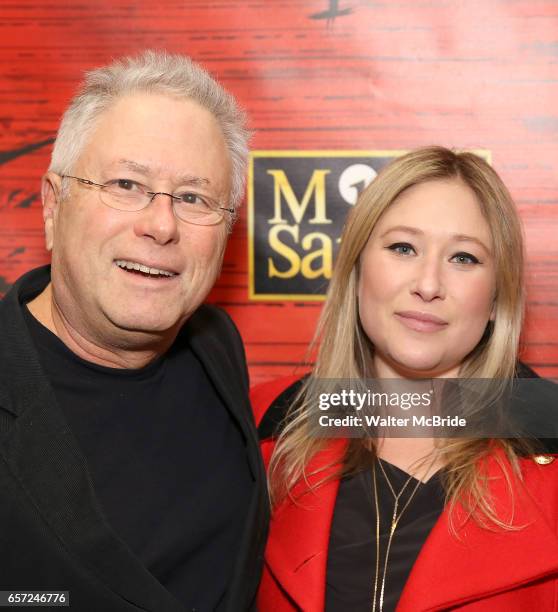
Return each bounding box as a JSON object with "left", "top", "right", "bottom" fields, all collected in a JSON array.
[{"left": 113, "top": 158, "right": 212, "bottom": 187}]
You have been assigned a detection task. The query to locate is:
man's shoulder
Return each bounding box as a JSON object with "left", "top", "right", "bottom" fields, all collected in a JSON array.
[
  {"left": 0, "top": 267, "right": 48, "bottom": 352},
  {"left": 181, "top": 304, "right": 249, "bottom": 388},
  {"left": 183, "top": 304, "right": 242, "bottom": 351},
  {"left": 0, "top": 267, "right": 53, "bottom": 424},
  {"left": 187, "top": 303, "right": 237, "bottom": 333},
  {"left": 250, "top": 376, "right": 306, "bottom": 440},
  {"left": 0, "top": 266, "right": 51, "bottom": 306}
]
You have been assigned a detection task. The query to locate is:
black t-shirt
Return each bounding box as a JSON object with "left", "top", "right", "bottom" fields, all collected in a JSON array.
[
  {"left": 326, "top": 459, "right": 445, "bottom": 612},
  {"left": 23, "top": 306, "right": 254, "bottom": 612}
]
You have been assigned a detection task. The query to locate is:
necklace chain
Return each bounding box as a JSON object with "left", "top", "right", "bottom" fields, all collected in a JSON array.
[{"left": 371, "top": 459, "right": 435, "bottom": 612}]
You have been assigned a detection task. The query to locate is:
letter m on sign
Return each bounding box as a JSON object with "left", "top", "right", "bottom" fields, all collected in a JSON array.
[{"left": 267, "top": 169, "right": 332, "bottom": 225}]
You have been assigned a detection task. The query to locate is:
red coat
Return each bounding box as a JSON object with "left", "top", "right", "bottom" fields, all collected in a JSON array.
[{"left": 252, "top": 377, "right": 558, "bottom": 611}]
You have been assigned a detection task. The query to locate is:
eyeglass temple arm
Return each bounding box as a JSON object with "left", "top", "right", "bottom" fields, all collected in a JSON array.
[{"left": 62, "top": 175, "right": 105, "bottom": 188}]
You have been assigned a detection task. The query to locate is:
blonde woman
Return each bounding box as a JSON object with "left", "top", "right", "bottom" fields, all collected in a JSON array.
[{"left": 251, "top": 146, "right": 558, "bottom": 611}]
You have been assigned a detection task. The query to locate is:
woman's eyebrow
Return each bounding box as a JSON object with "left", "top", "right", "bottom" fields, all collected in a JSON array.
[
  {"left": 380, "top": 225, "right": 423, "bottom": 238},
  {"left": 380, "top": 226, "right": 491, "bottom": 254},
  {"left": 452, "top": 234, "right": 491, "bottom": 254}
]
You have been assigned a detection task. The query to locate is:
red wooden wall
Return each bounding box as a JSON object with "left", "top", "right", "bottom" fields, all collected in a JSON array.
[{"left": 1, "top": 1, "right": 557, "bottom": 384}]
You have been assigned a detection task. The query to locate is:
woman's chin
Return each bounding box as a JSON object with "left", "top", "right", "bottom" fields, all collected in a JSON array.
[{"left": 379, "top": 351, "right": 457, "bottom": 378}]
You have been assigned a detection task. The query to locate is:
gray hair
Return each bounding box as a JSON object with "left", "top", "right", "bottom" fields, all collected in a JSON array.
[{"left": 49, "top": 50, "right": 250, "bottom": 211}]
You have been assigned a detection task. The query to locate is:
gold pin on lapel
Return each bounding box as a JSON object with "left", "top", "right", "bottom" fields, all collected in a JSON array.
[{"left": 532, "top": 455, "right": 556, "bottom": 465}]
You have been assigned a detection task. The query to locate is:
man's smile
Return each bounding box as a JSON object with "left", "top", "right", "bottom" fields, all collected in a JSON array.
[{"left": 114, "top": 259, "right": 178, "bottom": 278}]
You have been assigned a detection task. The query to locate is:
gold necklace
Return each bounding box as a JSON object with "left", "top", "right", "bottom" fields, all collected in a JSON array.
[{"left": 371, "top": 460, "right": 427, "bottom": 612}]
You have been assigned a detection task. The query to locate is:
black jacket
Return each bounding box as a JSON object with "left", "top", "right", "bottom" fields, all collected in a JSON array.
[{"left": 0, "top": 266, "right": 269, "bottom": 611}]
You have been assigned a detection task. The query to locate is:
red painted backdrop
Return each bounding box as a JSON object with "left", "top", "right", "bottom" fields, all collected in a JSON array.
[{"left": 1, "top": 1, "right": 557, "bottom": 383}]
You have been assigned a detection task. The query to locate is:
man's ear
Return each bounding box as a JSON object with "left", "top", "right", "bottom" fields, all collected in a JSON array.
[{"left": 41, "top": 172, "right": 63, "bottom": 252}]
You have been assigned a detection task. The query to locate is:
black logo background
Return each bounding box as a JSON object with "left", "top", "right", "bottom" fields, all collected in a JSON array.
[{"left": 250, "top": 153, "right": 399, "bottom": 299}]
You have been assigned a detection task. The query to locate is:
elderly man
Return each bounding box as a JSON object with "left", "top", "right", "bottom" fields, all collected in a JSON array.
[{"left": 0, "top": 51, "right": 267, "bottom": 611}]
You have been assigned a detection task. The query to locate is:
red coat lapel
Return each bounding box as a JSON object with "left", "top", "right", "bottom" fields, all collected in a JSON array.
[
  {"left": 266, "top": 442, "right": 558, "bottom": 611},
  {"left": 265, "top": 439, "right": 347, "bottom": 611},
  {"left": 398, "top": 455, "right": 558, "bottom": 611}
]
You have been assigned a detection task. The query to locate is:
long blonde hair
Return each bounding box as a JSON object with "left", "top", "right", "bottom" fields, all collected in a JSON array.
[{"left": 269, "top": 146, "right": 527, "bottom": 529}]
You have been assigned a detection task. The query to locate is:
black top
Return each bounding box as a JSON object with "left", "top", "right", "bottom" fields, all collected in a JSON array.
[
  {"left": 23, "top": 305, "right": 254, "bottom": 612},
  {"left": 326, "top": 460, "right": 445, "bottom": 612}
]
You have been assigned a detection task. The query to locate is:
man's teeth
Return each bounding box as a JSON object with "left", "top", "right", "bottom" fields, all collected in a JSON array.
[{"left": 115, "top": 260, "right": 176, "bottom": 277}]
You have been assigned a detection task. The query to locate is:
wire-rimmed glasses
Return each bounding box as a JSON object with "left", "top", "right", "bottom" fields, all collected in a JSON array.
[{"left": 61, "top": 175, "right": 234, "bottom": 226}]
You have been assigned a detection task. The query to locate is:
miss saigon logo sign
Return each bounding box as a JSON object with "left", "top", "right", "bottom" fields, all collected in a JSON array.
[
  {"left": 248, "top": 150, "right": 490, "bottom": 301},
  {"left": 248, "top": 151, "right": 403, "bottom": 300}
]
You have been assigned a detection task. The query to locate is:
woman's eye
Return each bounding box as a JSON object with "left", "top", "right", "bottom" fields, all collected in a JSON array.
[
  {"left": 451, "top": 252, "right": 479, "bottom": 265},
  {"left": 387, "top": 242, "right": 415, "bottom": 256}
]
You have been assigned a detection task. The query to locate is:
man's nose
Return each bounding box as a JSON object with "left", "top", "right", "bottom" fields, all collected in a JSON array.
[
  {"left": 133, "top": 192, "right": 180, "bottom": 245},
  {"left": 411, "top": 255, "right": 445, "bottom": 302}
]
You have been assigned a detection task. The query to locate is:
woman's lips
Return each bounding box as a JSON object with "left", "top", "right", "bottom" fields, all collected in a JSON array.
[{"left": 395, "top": 311, "right": 448, "bottom": 332}]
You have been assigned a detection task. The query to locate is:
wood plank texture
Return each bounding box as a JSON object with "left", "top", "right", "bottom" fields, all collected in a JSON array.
[{"left": 0, "top": 0, "right": 557, "bottom": 383}]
